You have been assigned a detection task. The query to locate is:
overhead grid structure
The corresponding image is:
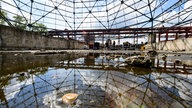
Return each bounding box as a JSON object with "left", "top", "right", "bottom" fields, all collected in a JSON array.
[
  {"left": 1, "top": 1, "right": 192, "bottom": 107},
  {"left": 0, "top": 0, "right": 192, "bottom": 48}
]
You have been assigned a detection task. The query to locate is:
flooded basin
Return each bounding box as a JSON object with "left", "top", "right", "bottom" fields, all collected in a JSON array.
[{"left": 0, "top": 52, "right": 192, "bottom": 108}]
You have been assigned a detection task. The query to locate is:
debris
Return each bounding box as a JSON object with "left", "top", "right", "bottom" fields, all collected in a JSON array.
[
  {"left": 147, "top": 50, "right": 157, "bottom": 56},
  {"left": 19, "top": 73, "right": 25, "bottom": 76},
  {"left": 62, "top": 93, "right": 79, "bottom": 105},
  {"left": 161, "top": 54, "right": 167, "bottom": 60},
  {"left": 125, "top": 56, "right": 152, "bottom": 68},
  {"left": 90, "top": 100, "right": 95, "bottom": 104},
  {"left": 174, "top": 59, "right": 182, "bottom": 65}
]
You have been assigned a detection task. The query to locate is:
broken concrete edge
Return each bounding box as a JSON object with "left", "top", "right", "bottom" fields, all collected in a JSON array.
[{"left": 0, "top": 50, "right": 191, "bottom": 55}]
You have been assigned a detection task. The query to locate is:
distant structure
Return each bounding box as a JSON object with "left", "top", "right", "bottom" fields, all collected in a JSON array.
[{"left": 84, "top": 32, "right": 95, "bottom": 49}]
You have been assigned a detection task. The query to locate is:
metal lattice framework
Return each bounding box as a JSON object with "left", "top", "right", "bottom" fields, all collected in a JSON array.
[
  {"left": 1, "top": 0, "right": 192, "bottom": 30},
  {"left": 0, "top": 0, "right": 192, "bottom": 47}
]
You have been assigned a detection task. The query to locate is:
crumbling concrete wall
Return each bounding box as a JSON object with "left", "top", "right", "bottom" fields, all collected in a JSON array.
[
  {"left": 156, "top": 38, "right": 192, "bottom": 51},
  {"left": 145, "top": 37, "right": 192, "bottom": 51},
  {"left": 0, "top": 25, "right": 84, "bottom": 50}
]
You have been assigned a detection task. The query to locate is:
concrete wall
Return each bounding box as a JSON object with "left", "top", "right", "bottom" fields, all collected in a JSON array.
[
  {"left": 0, "top": 25, "right": 84, "bottom": 50},
  {"left": 145, "top": 37, "right": 192, "bottom": 51}
]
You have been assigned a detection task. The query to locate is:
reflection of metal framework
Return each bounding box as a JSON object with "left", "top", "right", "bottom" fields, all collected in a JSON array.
[
  {"left": 1, "top": 66, "right": 192, "bottom": 107},
  {"left": 1, "top": 54, "right": 192, "bottom": 107}
]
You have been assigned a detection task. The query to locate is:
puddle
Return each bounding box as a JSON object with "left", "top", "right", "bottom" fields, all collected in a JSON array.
[{"left": 0, "top": 53, "right": 192, "bottom": 108}]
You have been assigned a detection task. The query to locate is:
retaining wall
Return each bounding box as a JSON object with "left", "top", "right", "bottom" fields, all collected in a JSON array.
[
  {"left": 145, "top": 37, "right": 192, "bottom": 51},
  {"left": 0, "top": 25, "right": 84, "bottom": 50}
]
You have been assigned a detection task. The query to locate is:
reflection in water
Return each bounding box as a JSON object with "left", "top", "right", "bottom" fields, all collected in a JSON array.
[{"left": 0, "top": 53, "right": 192, "bottom": 108}]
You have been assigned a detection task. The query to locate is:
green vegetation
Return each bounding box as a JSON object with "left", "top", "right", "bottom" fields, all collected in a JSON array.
[
  {"left": 1, "top": 11, "right": 47, "bottom": 32},
  {"left": 32, "top": 22, "right": 47, "bottom": 32},
  {"left": 0, "top": 10, "right": 7, "bottom": 25},
  {"left": 13, "top": 15, "right": 26, "bottom": 30}
]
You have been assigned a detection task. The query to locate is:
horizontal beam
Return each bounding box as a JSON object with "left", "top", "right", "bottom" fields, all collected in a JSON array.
[{"left": 46, "top": 26, "right": 192, "bottom": 36}]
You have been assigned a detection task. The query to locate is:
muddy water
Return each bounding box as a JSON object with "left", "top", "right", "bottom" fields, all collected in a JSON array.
[{"left": 0, "top": 53, "right": 192, "bottom": 108}]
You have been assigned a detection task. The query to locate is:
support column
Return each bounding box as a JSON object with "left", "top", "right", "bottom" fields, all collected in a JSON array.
[
  {"left": 118, "top": 33, "right": 120, "bottom": 45},
  {"left": 102, "top": 33, "right": 104, "bottom": 50},
  {"left": 158, "top": 33, "right": 161, "bottom": 42},
  {"left": 67, "top": 31, "right": 70, "bottom": 49},
  {"left": 166, "top": 31, "right": 168, "bottom": 41},
  {"left": 29, "top": 0, "right": 33, "bottom": 31},
  {"left": 175, "top": 33, "right": 178, "bottom": 40},
  {"left": 185, "top": 30, "right": 189, "bottom": 38}
]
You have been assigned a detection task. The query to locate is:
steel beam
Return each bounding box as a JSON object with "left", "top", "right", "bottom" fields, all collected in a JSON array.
[{"left": 46, "top": 26, "right": 192, "bottom": 38}]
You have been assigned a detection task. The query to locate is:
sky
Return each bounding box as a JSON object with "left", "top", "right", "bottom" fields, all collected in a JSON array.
[{"left": 1, "top": 0, "right": 191, "bottom": 30}]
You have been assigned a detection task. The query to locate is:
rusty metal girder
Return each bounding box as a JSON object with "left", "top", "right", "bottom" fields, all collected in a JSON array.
[{"left": 46, "top": 26, "right": 192, "bottom": 37}]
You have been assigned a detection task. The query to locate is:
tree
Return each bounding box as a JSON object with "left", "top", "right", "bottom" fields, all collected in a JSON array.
[
  {"left": 32, "top": 23, "right": 47, "bottom": 32},
  {"left": 13, "top": 15, "right": 26, "bottom": 30},
  {"left": 0, "top": 10, "right": 7, "bottom": 25}
]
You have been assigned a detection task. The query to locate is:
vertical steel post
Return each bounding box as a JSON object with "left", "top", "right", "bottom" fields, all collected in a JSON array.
[
  {"left": 185, "top": 30, "right": 188, "bottom": 38},
  {"left": 158, "top": 33, "right": 161, "bottom": 42},
  {"left": 175, "top": 33, "right": 178, "bottom": 40},
  {"left": 166, "top": 31, "right": 168, "bottom": 41}
]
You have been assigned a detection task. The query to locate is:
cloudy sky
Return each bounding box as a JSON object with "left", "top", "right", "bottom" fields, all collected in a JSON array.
[{"left": 1, "top": 0, "right": 192, "bottom": 30}]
